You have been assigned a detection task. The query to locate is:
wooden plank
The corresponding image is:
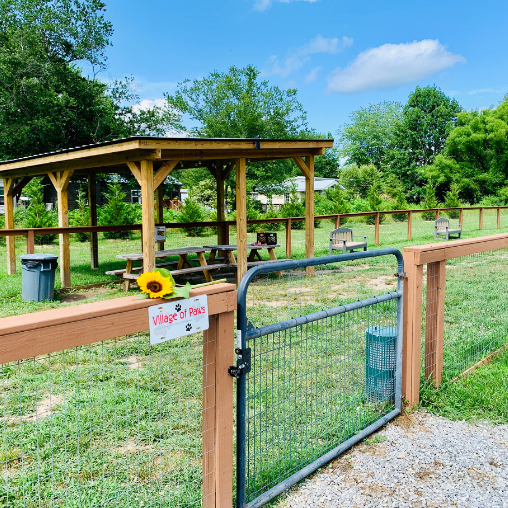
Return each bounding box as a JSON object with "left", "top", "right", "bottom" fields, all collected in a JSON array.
[
  {"left": 407, "top": 211, "right": 412, "bottom": 240},
  {"left": 140, "top": 160, "right": 155, "bottom": 273},
  {"left": 479, "top": 207, "right": 484, "bottom": 230},
  {"left": 210, "top": 310, "right": 234, "bottom": 508},
  {"left": 285, "top": 219, "right": 291, "bottom": 258},
  {"left": 26, "top": 230, "right": 34, "bottom": 254},
  {"left": 335, "top": 215, "right": 340, "bottom": 229},
  {"left": 11, "top": 176, "right": 33, "bottom": 197},
  {"left": 127, "top": 161, "right": 142, "bottom": 186},
  {"left": 0, "top": 284, "right": 237, "bottom": 364},
  {"left": 236, "top": 158, "right": 247, "bottom": 283},
  {"left": 497, "top": 207, "right": 501, "bottom": 229},
  {"left": 221, "top": 162, "right": 235, "bottom": 181},
  {"left": 304, "top": 156, "right": 315, "bottom": 277},
  {"left": 293, "top": 155, "right": 311, "bottom": 179},
  {"left": 88, "top": 173, "right": 99, "bottom": 269},
  {"left": 4, "top": 178, "right": 16, "bottom": 275},
  {"left": 374, "top": 212, "right": 380, "bottom": 245},
  {"left": 153, "top": 159, "right": 178, "bottom": 189},
  {"left": 402, "top": 251, "right": 423, "bottom": 406},
  {"left": 424, "top": 261, "right": 445, "bottom": 385}
]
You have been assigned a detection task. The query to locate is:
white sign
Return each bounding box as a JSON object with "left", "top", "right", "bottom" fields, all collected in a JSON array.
[
  {"left": 149, "top": 295, "right": 209, "bottom": 345},
  {"left": 155, "top": 225, "right": 166, "bottom": 242}
]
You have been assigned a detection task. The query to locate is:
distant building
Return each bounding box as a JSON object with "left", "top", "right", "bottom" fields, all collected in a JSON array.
[{"left": 252, "top": 176, "right": 340, "bottom": 211}]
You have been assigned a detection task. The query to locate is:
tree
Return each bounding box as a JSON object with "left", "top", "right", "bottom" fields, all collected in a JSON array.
[
  {"left": 98, "top": 179, "right": 137, "bottom": 239},
  {"left": 167, "top": 65, "right": 311, "bottom": 188},
  {"left": 422, "top": 183, "right": 438, "bottom": 221},
  {"left": 0, "top": 0, "right": 179, "bottom": 159},
  {"left": 337, "top": 101, "right": 402, "bottom": 169},
  {"left": 387, "top": 86, "right": 462, "bottom": 199},
  {"left": 338, "top": 164, "right": 381, "bottom": 199}
]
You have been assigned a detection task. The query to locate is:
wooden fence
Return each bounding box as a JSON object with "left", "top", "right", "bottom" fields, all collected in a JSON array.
[
  {"left": 402, "top": 232, "right": 508, "bottom": 406},
  {"left": 2, "top": 205, "right": 508, "bottom": 279}
]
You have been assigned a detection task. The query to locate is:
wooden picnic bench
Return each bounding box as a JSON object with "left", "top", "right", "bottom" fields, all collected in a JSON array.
[
  {"left": 106, "top": 247, "right": 229, "bottom": 291},
  {"left": 434, "top": 218, "right": 462, "bottom": 240},
  {"left": 329, "top": 227, "right": 368, "bottom": 255}
]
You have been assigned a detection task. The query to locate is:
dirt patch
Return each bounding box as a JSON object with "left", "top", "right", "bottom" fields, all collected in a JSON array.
[
  {"left": 60, "top": 294, "right": 88, "bottom": 303},
  {"left": 364, "top": 275, "right": 398, "bottom": 291},
  {"left": 122, "top": 356, "right": 143, "bottom": 370},
  {"left": 7, "top": 394, "right": 63, "bottom": 425},
  {"left": 116, "top": 439, "right": 154, "bottom": 454}
]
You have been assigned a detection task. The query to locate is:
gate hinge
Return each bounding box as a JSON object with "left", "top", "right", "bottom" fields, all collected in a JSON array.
[
  {"left": 228, "top": 347, "right": 251, "bottom": 378},
  {"left": 395, "top": 271, "right": 406, "bottom": 279}
]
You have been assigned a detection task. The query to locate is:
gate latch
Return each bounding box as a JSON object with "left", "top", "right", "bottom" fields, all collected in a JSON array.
[{"left": 228, "top": 348, "right": 251, "bottom": 378}]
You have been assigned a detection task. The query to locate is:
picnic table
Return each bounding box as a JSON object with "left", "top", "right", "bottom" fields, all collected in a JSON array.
[
  {"left": 204, "top": 244, "right": 283, "bottom": 281},
  {"left": 106, "top": 247, "right": 229, "bottom": 291}
]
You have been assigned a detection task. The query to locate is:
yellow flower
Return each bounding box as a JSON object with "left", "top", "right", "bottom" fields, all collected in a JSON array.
[{"left": 137, "top": 271, "right": 173, "bottom": 298}]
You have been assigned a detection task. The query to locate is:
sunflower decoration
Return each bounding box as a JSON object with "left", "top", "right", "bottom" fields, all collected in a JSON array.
[{"left": 137, "top": 270, "right": 174, "bottom": 298}]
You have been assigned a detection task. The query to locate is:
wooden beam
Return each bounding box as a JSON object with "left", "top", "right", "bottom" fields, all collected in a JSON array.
[
  {"left": 236, "top": 158, "right": 247, "bottom": 283},
  {"left": 293, "top": 156, "right": 311, "bottom": 178},
  {"left": 127, "top": 161, "right": 142, "bottom": 186},
  {"left": 304, "top": 155, "right": 315, "bottom": 276},
  {"left": 402, "top": 250, "right": 424, "bottom": 406},
  {"left": 4, "top": 178, "right": 16, "bottom": 274},
  {"left": 497, "top": 207, "right": 501, "bottom": 229},
  {"left": 12, "top": 176, "right": 33, "bottom": 198},
  {"left": 140, "top": 160, "right": 155, "bottom": 272},
  {"left": 154, "top": 160, "right": 179, "bottom": 189},
  {"left": 424, "top": 260, "right": 446, "bottom": 386},
  {"left": 221, "top": 162, "right": 235, "bottom": 182},
  {"left": 88, "top": 173, "right": 99, "bottom": 269}
]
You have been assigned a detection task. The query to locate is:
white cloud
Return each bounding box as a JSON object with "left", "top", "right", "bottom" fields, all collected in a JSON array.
[
  {"left": 466, "top": 86, "right": 507, "bottom": 95},
  {"left": 326, "top": 39, "right": 466, "bottom": 94},
  {"left": 305, "top": 66, "right": 321, "bottom": 82},
  {"left": 132, "top": 98, "right": 167, "bottom": 114},
  {"left": 253, "top": 0, "right": 318, "bottom": 12},
  {"left": 263, "top": 35, "right": 353, "bottom": 77}
]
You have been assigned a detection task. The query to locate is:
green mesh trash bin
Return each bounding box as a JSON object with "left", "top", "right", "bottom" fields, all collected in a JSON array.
[
  {"left": 365, "top": 326, "right": 396, "bottom": 403},
  {"left": 21, "top": 254, "right": 58, "bottom": 302}
]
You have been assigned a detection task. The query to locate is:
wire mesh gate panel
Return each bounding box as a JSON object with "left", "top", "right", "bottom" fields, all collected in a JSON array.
[
  {"left": 234, "top": 249, "right": 404, "bottom": 508},
  {"left": 1, "top": 331, "right": 211, "bottom": 507}
]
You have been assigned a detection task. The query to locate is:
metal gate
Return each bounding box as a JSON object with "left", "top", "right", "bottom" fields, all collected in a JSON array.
[{"left": 233, "top": 249, "right": 404, "bottom": 507}]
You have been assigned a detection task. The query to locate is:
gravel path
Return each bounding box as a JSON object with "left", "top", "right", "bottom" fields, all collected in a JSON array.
[{"left": 275, "top": 412, "right": 508, "bottom": 508}]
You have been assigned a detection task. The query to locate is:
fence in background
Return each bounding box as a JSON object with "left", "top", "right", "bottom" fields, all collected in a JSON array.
[
  {"left": 0, "top": 283, "right": 236, "bottom": 508},
  {"left": 402, "top": 233, "right": 508, "bottom": 405}
]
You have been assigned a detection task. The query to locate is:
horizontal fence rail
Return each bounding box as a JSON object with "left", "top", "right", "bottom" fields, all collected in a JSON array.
[{"left": 402, "top": 233, "right": 508, "bottom": 405}]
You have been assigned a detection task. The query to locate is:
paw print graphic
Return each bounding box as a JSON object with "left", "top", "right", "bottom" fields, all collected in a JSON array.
[
  {"left": 185, "top": 323, "right": 192, "bottom": 331},
  {"left": 175, "top": 304, "right": 182, "bottom": 312}
]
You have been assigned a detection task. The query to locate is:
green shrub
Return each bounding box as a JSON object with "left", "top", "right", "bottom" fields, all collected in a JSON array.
[
  {"left": 444, "top": 183, "right": 461, "bottom": 219},
  {"left": 366, "top": 183, "right": 385, "bottom": 225},
  {"left": 178, "top": 197, "right": 207, "bottom": 236},
  {"left": 19, "top": 179, "right": 58, "bottom": 244},
  {"left": 261, "top": 206, "right": 284, "bottom": 231},
  {"left": 392, "top": 189, "right": 408, "bottom": 222},
  {"left": 422, "top": 183, "right": 438, "bottom": 221},
  {"left": 279, "top": 190, "right": 305, "bottom": 229},
  {"left": 69, "top": 190, "right": 90, "bottom": 242},
  {"left": 98, "top": 180, "right": 137, "bottom": 239}
]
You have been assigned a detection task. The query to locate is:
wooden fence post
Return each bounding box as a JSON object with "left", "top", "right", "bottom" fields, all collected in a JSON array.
[
  {"left": 285, "top": 219, "right": 292, "bottom": 259},
  {"left": 497, "top": 207, "right": 501, "bottom": 229},
  {"left": 26, "top": 230, "right": 35, "bottom": 254},
  {"left": 375, "top": 212, "right": 380, "bottom": 245},
  {"left": 479, "top": 208, "right": 484, "bottom": 230},
  {"left": 335, "top": 215, "right": 340, "bottom": 229},
  {"left": 402, "top": 250, "right": 424, "bottom": 406},
  {"left": 424, "top": 260, "right": 446, "bottom": 386},
  {"left": 407, "top": 211, "right": 412, "bottom": 241},
  {"left": 459, "top": 208, "right": 464, "bottom": 227},
  {"left": 435, "top": 209, "right": 440, "bottom": 220}
]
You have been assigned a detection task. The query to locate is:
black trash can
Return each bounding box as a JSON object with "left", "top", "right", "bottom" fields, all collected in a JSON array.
[{"left": 21, "top": 254, "right": 58, "bottom": 302}]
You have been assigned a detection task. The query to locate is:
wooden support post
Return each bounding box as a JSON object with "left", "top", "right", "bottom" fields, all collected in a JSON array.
[
  {"left": 285, "top": 218, "right": 292, "bottom": 258},
  {"left": 202, "top": 310, "right": 234, "bottom": 507},
  {"left": 435, "top": 209, "right": 440, "bottom": 220},
  {"left": 4, "top": 178, "right": 16, "bottom": 275},
  {"left": 48, "top": 170, "right": 74, "bottom": 287},
  {"left": 402, "top": 250, "right": 424, "bottom": 406},
  {"left": 156, "top": 186, "right": 165, "bottom": 250},
  {"left": 374, "top": 212, "right": 380, "bottom": 246},
  {"left": 236, "top": 158, "right": 247, "bottom": 283},
  {"left": 497, "top": 207, "right": 501, "bottom": 229},
  {"left": 140, "top": 160, "right": 155, "bottom": 273},
  {"left": 479, "top": 208, "right": 484, "bottom": 230},
  {"left": 407, "top": 211, "right": 413, "bottom": 241},
  {"left": 26, "top": 230, "right": 34, "bottom": 254},
  {"left": 335, "top": 215, "right": 340, "bottom": 229},
  {"left": 424, "top": 260, "right": 446, "bottom": 386},
  {"left": 304, "top": 156, "right": 315, "bottom": 276},
  {"left": 459, "top": 208, "right": 464, "bottom": 226},
  {"left": 88, "top": 173, "right": 99, "bottom": 269}
]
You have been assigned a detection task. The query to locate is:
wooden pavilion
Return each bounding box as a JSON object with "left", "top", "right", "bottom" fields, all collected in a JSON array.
[{"left": 0, "top": 137, "right": 334, "bottom": 287}]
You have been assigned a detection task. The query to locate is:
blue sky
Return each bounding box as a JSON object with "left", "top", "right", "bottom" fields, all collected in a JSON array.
[{"left": 98, "top": 0, "right": 508, "bottom": 137}]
